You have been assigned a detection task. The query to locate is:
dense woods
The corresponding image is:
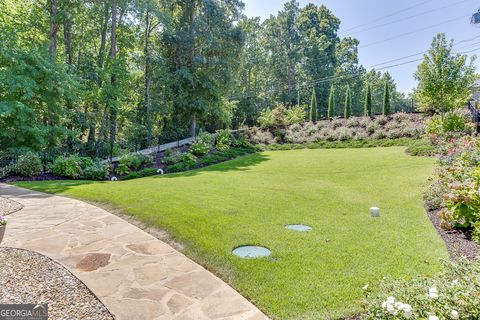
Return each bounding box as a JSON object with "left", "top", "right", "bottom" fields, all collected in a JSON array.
[{"left": 0, "top": 0, "right": 409, "bottom": 158}]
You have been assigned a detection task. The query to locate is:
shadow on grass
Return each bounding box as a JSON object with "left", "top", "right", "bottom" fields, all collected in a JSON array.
[
  {"left": 8, "top": 153, "right": 271, "bottom": 193},
  {"left": 161, "top": 152, "right": 271, "bottom": 179},
  {"left": 9, "top": 180, "right": 98, "bottom": 195}
]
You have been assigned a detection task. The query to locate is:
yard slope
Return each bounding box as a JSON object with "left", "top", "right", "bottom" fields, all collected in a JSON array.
[{"left": 16, "top": 147, "right": 448, "bottom": 319}]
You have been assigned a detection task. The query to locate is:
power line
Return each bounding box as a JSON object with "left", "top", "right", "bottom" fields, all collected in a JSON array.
[
  {"left": 231, "top": 43, "right": 480, "bottom": 99},
  {"left": 301, "top": 33, "right": 480, "bottom": 68},
  {"left": 359, "top": 14, "right": 470, "bottom": 48},
  {"left": 343, "top": 0, "right": 475, "bottom": 37},
  {"left": 340, "top": 0, "right": 435, "bottom": 34},
  {"left": 303, "top": 45, "right": 480, "bottom": 88}
]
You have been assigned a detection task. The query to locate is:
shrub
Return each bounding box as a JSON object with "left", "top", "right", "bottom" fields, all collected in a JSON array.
[
  {"left": 161, "top": 152, "right": 183, "bottom": 166},
  {"left": 84, "top": 161, "right": 109, "bottom": 181},
  {"left": 258, "top": 104, "right": 306, "bottom": 128},
  {"left": 53, "top": 156, "right": 84, "bottom": 179},
  {"left": 423, "top": 179, "right": 447, "bottom": 211},
  {"left": 366, "top": 122, "right": 379, "bottom": 134},
  {"left": 363, "top": 259, "right": 480, "bottom": 320},
  {"left": 335, "top": 127, "right": 353, "bottom": 141},
  {"left": 216, "top": 130, "right": 233, "bottom": 151},
  {"left": 346, "top": 117, "right": 361, "bottom": 128},
  {"left": 166, "top": 162, "right": 194, "bottom": 173},
  {"left": 406, "top": 140, "right": 437, "bottom": 157},
  {"left": 372, "top": 129, "right": 387, "bottom": 139},
  {"left": 123, "top": 168, "right": 158, "bottom": 180},
  {"left": 374, "top": 115, "right": 389, "bottom": 126},
  {"left": 181, "top": 153, "right": 197, "bottom": 167},
  {"left": 331, "top": 118, "right": 345, "bottom": 129},
  {"left": 426, "top": 110, "right": 472, "bottom": 138},
  {"left": 116, "top": 163, "right": 130, "bottom": 175},
  {"left": 443, "top": 112, "right": 466, "bottom": 132},
  {"left": 392, "top": 112, "right": 409, "bottom": 123},
  {"left": 232, "top": 133, "right": 251, "bottom": 148},
  {"left": 190, "top": 141, "right": 210, "bottom": 156},
  {"left": 198, "top": 131, "right": 215, "bottom": 146},
  {"left": 14, "top": 152, "right": 42, "bottom": 177},
  {"left": 119, "top": 153, "right": 153, "bottom": 172},
  {"left": 249, "top": 128, "right": 276, "bottom": 144},
  {"left": 425, "top": 116, "right": 443, "bottom": 136}
]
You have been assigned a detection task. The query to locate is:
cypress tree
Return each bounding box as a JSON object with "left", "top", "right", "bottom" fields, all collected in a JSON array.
[
  {"left": 310, "top": 87, "right": 318, "bottom": 122},
  {"left": 364, "top": 83, "right": 372, "bottom": 116},
  {"left": 383, "top": 82, "right": 391, "bottom": 116},
  {"left": 344, "top": 86, "right": 352, "bottom": 119},
  {"left": 328, "top": 85, "right": 335, "bottom": 119}
]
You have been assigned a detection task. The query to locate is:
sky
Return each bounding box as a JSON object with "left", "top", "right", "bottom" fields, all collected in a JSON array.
[{"left": 242, "top": 0, "right": 480, "bottom": 94}]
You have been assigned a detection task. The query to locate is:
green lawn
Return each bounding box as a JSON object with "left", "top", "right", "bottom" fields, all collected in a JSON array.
[{"left": 16, "top": 147, "right": 448, "bottom": 319}]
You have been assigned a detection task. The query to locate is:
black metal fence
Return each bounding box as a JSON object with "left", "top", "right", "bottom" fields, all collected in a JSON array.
[{"left": 0, "top": 152, "right": 55, "bottom": 179}]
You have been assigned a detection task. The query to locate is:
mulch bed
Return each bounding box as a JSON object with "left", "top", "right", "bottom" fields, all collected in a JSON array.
[
  {"left": 427, "top": 209, "right": 478, "bottom": 260},
  {"left": 0, "top": 247, "right": 114, "bottom": 320},
  {"left": 0, "top": 173, "right": 66, "bottom": 183}
]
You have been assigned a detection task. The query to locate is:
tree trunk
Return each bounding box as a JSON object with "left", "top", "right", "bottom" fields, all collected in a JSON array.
[
  {"left": 190, "top": 112, "right": 196, "bottom": 138},
  {"left": 145, "top": 10, "right": 152, "bottom": 147},
  {"left": 109, "top": 0, "right": 118, "bottom": 160},
  {"left": 49, "top": 0, "right": 58, "bottom": 62},
  {"left": 92, "top": 2, "right": 111, "bottom": 157},
  {"left": 64, "top": 21, "right": 73, "bottom": 65},
  {"left": 189, "top": 0, "right": 196, "bottom": 138}
]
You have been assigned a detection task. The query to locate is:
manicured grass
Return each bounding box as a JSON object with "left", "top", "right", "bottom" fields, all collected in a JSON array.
[{"left": 16, "top": 147, "right": 448, "bottom": 319}]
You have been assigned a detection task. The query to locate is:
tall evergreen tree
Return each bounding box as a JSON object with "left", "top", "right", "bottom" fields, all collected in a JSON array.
[
  {"left": 364, "top": 83, "right": 372, "bottom": 116},
  {"left": 328, "top": 85, "right": 335, "bottom": 119},
  {"left": 344, "top": 86, "right": 352, "bottom": 119},
  {"left": 310, "top": 87, "right": 317, "bottom": 122},
  {"left": 383, "top": 82, "right": 391, "bottom": 116}
]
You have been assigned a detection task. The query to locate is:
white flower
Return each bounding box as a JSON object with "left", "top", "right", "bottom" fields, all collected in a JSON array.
[
  {"left": 451, "top": 310, "right": 459, "bottom": 319},
  {"left": 403, "top": 304, "right": 413, "bottom": 318},
  {"left": 394, "top": 302, "right": 404, "bottom": 310},
  {"left": 157, "top": 169, "right": 164, "bottom": 175},
  {"left": 362, "top": 284, "right": 369, "bottom": 291},
  {"left": 386, "top": 296, "right": 395, "bottom": 304},
  {"left": 429, "top": 287, "right": 439, "bottom": 299},
  {"left": 386, "top": 304, "right": 396, "bottom": 315},
  {"left": 381, "top": 301, "right": 387, "bottom": 309},
  {"left": 111, "top": 176, "right": 118, "bottom": 181},
  {"left": 452, "top": 279, "right": 459, "bottom": 285},
  {"left": 429, "top": 316, "right": 439, "bottom": 320}
]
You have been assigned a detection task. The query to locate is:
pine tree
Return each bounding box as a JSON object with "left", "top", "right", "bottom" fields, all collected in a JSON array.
[
  {"left": 364, "top": 83, "right": 372, "bottom": 116},
  {"left": 344, "top": 86, "right": 352, "bottom": 119},
  {"left": 310, "top": 87, "right": 317, "bottom": 122},
  {"left": 383, "top": 82, "right": 391, "bottom": 116},
  {"left": 328, "top": 85, "right": 335, "bottom": 119}
]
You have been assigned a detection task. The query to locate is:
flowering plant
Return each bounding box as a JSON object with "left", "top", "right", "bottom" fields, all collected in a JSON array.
[
  {"left": 363, "top": 259, "right": 480, "bottom": 319},
  {"left": 0, "top": 215, "right": 6, "bottom": 226}
]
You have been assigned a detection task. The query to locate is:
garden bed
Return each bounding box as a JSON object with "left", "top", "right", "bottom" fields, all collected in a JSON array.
[
  {"left": 0, "top": 247, "right": 113, "bottom": 320},
  {"left": 427, "top": 210, "right": 478, "bottom": 260}
]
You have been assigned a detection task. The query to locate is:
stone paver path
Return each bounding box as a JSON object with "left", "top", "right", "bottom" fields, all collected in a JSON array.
[{"left": 0, "top": 184, "right": 267, "bottom": 320}]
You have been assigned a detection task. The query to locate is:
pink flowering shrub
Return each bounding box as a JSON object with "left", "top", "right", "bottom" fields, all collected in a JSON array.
[{"left": 426, "top": 136, "right": 480, "bottom": 241}]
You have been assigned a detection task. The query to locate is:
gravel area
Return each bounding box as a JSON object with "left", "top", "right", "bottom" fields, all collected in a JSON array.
[
  {"left": 0, "top": 247, "right": 114, "bottom": 320},
  {"left": 428, "top": 210, "right": 478, "bottom": 260},
  {"left": 0, "top": 197, "right": 23, "bottom": 215}
]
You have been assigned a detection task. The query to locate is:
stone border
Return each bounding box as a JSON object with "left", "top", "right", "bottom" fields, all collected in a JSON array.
[{"left": 0, "top": 196, "right": 23, "bottom": 215}]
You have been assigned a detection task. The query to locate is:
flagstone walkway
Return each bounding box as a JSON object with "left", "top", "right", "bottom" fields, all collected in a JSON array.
[{"left": 0, "top": 183, "right": 267, "bottom": 320}]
